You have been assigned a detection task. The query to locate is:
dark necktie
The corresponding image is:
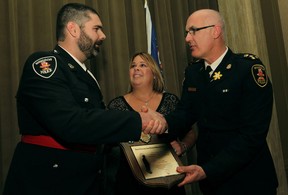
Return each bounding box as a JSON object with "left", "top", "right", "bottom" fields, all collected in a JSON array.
[{"left": 205, "top": 65, "right": 212, "bottom": 82}]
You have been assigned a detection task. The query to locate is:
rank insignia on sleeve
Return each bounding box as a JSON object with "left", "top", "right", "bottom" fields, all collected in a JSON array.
[
  {"left": 32, "top": 56, "right": 57, "bottom": 78},
  {"left": 251, "top": 64, "right": 268, "bottom": 87}
]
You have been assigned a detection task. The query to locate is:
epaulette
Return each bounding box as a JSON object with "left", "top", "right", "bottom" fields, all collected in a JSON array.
[{"left": 242, "top": 53, "right": 259, "bottom": 60}]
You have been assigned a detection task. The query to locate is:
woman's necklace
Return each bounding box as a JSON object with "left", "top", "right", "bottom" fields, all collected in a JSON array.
[
  {"left": 131, "top": 92, "right": 155, "bottom": 106},
  {"left": 130, "top": 91, "right": 155, "bottom": 144}
]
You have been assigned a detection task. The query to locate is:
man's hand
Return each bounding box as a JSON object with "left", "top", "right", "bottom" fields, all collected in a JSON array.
[
  {"left": 176, "top": 165, "right": 206, "bottom": 186},
  {"left": 139, "top": 106, "right": 167, "bottom": 134}
]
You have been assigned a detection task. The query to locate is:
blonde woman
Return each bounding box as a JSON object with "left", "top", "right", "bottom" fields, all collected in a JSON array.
[{"left": 106, "top": 52, "right": 196, "bottom": 195}]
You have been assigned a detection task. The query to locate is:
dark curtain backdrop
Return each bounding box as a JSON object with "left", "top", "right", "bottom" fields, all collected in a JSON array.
[{"left": 0, "top": 0, "right": 218, "bottom": 192}]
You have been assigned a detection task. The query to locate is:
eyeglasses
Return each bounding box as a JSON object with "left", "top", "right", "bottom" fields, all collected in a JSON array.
[{"left": 186, "top": 25, "right": 215, "bottom": 36}]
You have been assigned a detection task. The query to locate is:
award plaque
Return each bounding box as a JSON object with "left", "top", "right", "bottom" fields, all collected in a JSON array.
[{"left": 120, "top": 135, "right": 185, "bottom": 189}]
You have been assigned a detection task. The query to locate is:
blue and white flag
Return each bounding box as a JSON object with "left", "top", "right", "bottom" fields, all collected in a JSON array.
[{"left": 144, "top": 0, "right": 161, "bottom": 68}]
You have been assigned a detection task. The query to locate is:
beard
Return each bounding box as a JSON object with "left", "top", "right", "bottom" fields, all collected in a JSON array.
[{"left": 78, "top": 30, "right": 102, "bottom": 59}]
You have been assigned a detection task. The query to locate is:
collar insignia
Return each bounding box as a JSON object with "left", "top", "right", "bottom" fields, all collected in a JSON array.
[
  {"left": 226, "top": 64, "right": 232, "bottom": 69},
  {"left": 68, "top": 63, "right": 75, "bottom": 69}
]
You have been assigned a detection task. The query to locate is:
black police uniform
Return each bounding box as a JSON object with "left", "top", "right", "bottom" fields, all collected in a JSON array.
[
  {"left": 3, "top": 45, "right": 142, "bottom": 195},
  {"left": 166, "top": 48, "right": 278, "bottom": 195}
]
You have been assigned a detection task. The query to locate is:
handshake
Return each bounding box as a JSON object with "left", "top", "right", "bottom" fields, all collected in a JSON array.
[{"left": 139, "top": 106, "right": 168, "bottom": 135}]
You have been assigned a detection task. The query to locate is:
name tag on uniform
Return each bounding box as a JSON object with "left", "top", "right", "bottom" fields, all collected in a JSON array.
[{"left": 188, "top": 87, "right": 197, "bottom": 92}]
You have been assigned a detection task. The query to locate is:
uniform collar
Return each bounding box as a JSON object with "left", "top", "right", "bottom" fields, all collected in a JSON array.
[
  {"left": 205, "top": 46, "right": 228, "bottom": 72},
  {"left": 57, "top": 45, "right": 87, "bottom": 71}
]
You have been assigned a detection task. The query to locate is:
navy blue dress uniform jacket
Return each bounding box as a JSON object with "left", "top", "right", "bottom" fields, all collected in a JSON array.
[
  {"left": 4, "top": 45, "right": 142, "bottom": 195},
  {"left": 165, "top": 48, "right": 278, "bottom": 195}
]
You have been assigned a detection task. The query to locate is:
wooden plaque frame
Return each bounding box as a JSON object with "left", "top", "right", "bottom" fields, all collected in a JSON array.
[{"left": 120, "top": 138, "right": 185, "bottom": 189}]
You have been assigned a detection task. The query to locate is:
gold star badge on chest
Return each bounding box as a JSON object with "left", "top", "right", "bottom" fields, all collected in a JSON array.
[{"left": 213, "top": 71, "right": 223, "bottom": 80}]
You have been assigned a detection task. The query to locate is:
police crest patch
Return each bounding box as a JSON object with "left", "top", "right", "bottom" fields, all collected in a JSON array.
[
  {"left": 32, "top": 56, "right": 57, "bottom": 78},
  {"left": 251, "top": 64, "right": 268, "bottom": 87}
]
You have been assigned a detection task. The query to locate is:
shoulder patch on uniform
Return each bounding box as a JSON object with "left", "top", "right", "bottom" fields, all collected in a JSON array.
[
  {"left": 32, "top": 56, "right": 57, "bottom": 78},
  {"left": 251, "top": 64, "right": 268, "bottom": 87}
]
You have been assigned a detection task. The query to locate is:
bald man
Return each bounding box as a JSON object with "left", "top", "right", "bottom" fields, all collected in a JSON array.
[{"left": 164, "top": 9, "right": 278, "bottom": 195}]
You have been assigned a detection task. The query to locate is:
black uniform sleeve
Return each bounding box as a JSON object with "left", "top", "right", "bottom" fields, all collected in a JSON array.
[
  {"left": 165, "top": 64, "right": 201, "bottom": 137},
  {"left": 17, "top": 52, "right": 141, "bottom": 144}
]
